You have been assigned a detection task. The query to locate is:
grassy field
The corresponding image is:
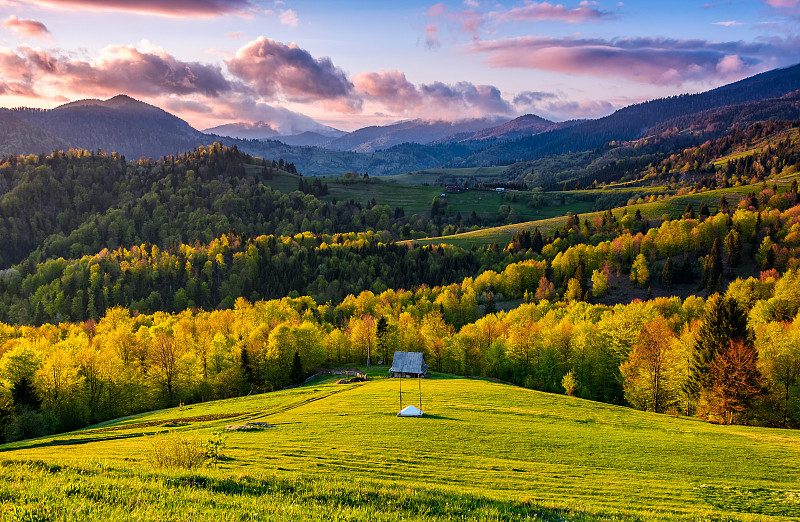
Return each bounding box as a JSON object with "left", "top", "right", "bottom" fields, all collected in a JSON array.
[
  {"left": 2, "top": 374, "right": 799, "bottom": 521},
  {"left": 319, "top": 177, "right": 596, "bottom": 222},
  {"left": 405, "top": 173, "right": 800, "bottom": 248},
  {"left": 382, "top": 166, "right": 509, "bottom": 186}
]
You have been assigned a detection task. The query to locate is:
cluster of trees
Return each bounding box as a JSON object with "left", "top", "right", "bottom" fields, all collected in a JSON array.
[
  {"left": 0, "top": 144, "right": 537, "bottom": 276},
  {"left": 8, "top": 192, "right": 800, "bottom": 328},
  {"left": 1, "top": 262, "right": 799, "bottom": 441},
  {"left": 0, "top": 231, "right": 534, "bottom": 325}
]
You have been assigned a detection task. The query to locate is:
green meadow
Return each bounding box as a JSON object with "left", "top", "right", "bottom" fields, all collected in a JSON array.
[
  {"left": 382, "top": 166, "right": 510, "bottom": 186},
  {"left": 2, "top": 374, "right": 799, "bottom": 521},
  {"left": 406, "top": 173, "right": 800, "bottom": 248}
]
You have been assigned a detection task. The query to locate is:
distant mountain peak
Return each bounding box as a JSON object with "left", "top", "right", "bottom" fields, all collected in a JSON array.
[
  {"left": 514, "top": 114, "right": 553, "bottom": 124},
  {"left": 103, "top": 94, "right": 146, "bottom": 108},
  {"left": 54, "top": 94, "right": 154, "bottom": 111}
]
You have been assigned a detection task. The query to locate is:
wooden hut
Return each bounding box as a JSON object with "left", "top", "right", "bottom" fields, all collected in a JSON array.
[{"left": 389, "top": 351, "right": 428, "bottom": 378}]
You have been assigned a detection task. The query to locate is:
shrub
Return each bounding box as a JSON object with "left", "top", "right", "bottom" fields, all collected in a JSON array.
[{"left": 144, "top": 432, "right": 207, "bottom": 470}]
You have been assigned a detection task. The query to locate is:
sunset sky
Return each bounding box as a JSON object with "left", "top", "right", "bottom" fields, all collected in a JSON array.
[{"left": 0, "top": 0, "right": 798, "bottom": 132}]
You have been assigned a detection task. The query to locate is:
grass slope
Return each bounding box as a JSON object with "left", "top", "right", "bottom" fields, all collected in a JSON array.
[
  {"left": 2, "top": 374, "right": 799, "bottom": 520},
  {"left": 405, "top": 174, "right": 800, "bottom": 248},
  {"left": 320, "top": 177, "right": 587, "bottom": 222},
  {"left": 382, "top": 166, "right": 509, "bottom": 186}
]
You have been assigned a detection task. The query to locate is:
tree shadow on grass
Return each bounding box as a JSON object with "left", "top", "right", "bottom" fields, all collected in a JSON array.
[{"left": 0, "top": 431, "right": 149, "bottom": 453}]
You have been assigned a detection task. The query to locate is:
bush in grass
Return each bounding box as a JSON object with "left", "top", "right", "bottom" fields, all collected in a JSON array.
[
  {"left": 145, "top": 431, "right": 228, "bottom": 469},
  {"left": 145, "top": 432, "right": 207, "bottom": 469}
]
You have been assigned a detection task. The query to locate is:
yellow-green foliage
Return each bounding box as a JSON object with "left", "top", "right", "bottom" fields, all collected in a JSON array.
[{"left": 144, "top": 431, "right": 208, "bottom": 470}]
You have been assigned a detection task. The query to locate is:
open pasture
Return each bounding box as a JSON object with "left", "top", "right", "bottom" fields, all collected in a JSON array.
[{"left": 2, "top": 376, "right": 798, "bottom": 521}]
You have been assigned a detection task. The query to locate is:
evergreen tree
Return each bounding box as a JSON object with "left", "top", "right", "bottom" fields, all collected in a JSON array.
[
  {"left": 240, "top": 347, "right": 253, "bottom": 384},
  {"left": 531, "top": 228, "right": 544, "bottom": 254},
  {"left": 290, "top": 351, "right": 304, "bottom": 384},
  {"left": 702, "top": 238, "right": 723, "bottom": 293},
  {"left": 719, "top": 196, "right": 730, "bottom": 213},
  {"left": 698, "top": 202, "right": 710, "bottom": 221},
  {"left": 376, "top": 316, "right": 390, "bottom": 364},
  {"left": 661, "top": 258, "right": 673, "bottom": 289},
  {"left": 724, "top": 229, "right": 742, "bottom": 272},
  {"left": 11, "top": 375, "right": 41, "bottom": 411},
  {"left": 484, "top": 292, "right": 496, "bottom": 315},
  {"left": 689, "top": 296, "right": 752, "bottom": 400}
]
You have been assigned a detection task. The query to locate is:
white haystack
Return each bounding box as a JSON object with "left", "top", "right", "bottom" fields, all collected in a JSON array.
[{"left": 398, "top": 404, "right": 423, "bottom": 417}]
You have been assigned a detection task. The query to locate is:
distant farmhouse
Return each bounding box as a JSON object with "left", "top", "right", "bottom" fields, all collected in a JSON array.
[
  {"left": 389, "top": 351, "right": 428, "bottom": 378},
  {"left": 445, "top": 184, "right": 462, "bottom": 193}
]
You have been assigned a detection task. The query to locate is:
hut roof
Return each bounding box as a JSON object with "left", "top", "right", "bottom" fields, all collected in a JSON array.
[{"left": 389, "top": 351, "right": 428, "bottom": 375}]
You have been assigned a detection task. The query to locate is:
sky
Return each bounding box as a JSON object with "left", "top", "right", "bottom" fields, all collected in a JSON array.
[{"left": 0, "top": 0, "right": 798, "bottom": 132}]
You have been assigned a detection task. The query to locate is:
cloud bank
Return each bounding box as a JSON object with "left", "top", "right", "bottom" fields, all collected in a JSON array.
[
  {"left": 15, "top": 0, "right": 257, "bottom": 17},
  {"left": 469, "top": 36, "right": 788, "bottom": 85},
  {"left": 0, "top": 43, "right": 236, "bottom": 99}
]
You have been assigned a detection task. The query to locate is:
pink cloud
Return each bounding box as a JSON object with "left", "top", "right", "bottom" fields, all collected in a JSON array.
[
  {"left": 420, "top": 81, "right": 514, "bottom": 114},
  {"left": 15, "top": 0, "right": 257, "bottom": 17},
  {"left": 353, "top": 69, "right": 514, "bottom": 116},
  {"left": 226, "top": 37, "right": 358, "bottom": 108},
  {"left": 470, "top": 36, "right": 788, "bottom": 86},
  {"left": 514, "top": 90, "right": 617, "bottom": 119},
  {"left": 0, "top": 44, "right": 236, "bottom": 99},
  {"left": 426, "top": 1, "right": 614, "bottom": 44},
  {"left": 493, "top": 1, "right": 613, "bottom": 23},
  {"left": 353, "top": 70, "right": 423, "bottom": 112},
  {"left": 766, "top": 0, "right": 799, "bottom": 7},
  {"left": 425, "top": 24, "right": 440, "bottom": 48},
  {"left": 164, "top": 97, "right": 329, "bottom": 134},
  {"left": 279, "top": 9, "right": 298, "bottom": 26},
  {"left": 425, "top": 3, "right": 485, "bottom": 41},
  {"left": 2, "top": 15, "right": 50, "bottom": 39}
]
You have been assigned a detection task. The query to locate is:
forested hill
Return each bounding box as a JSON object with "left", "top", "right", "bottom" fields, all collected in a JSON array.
[
  {"left": 0, "top": 110, "right": 69, "bottom": 157},
  {"left": 2, "top": 96, "right": 474, "bottom": 176},
  {"left": 0, "top": 144, "right": 346, "bottom": 268},
  {"left": 1, "top": 64, "right": 799, "bottom": 177},
  {"left": 455, "top": 63, "right": 800, "bottom": 167},
  {"left": 11, "top": 95, "right": 207, "bottom": 160}
]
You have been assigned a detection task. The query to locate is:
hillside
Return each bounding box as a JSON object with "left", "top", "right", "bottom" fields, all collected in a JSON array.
[
  {"left": 322, "top": 117, "right": 509, "bottom": 153},
  {"left": 2, "top": 376, "right": 798, "bottom": 521},
  {"left": 446, "top": 113, "right": 582, "bottom": 143},
  {"left": 456, "top": 63, "right": 800, "bottom": 168},
  {"left": 0, "top": 110, "right": 68, "bottom": 157},
  {"left": 13, "top": 95, "right": 208, "bottom": 160}
]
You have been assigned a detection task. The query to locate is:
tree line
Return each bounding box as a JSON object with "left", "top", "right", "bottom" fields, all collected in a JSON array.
[{"left": 1, "top": 262, "right": 798, "bottom": 442}]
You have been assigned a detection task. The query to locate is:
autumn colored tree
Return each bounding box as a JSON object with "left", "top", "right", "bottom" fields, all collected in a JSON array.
[
  {"left": 630, "top": 254, "right": 649, "bottom": 288},
  {"left": 591, "top": 269, "right": 608, "bottom": 298},
  {"left": 690, "top": 296, "right": 755, "bottom": 415},
  {"left": 709, "top": 339, "right": 762, "bottom": 424},
  {"left": 620, "top": 317, "right": 674, "bottom": 413},
  {"left": 150, "top": 331, "right": 183, "bottom": 403}
]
